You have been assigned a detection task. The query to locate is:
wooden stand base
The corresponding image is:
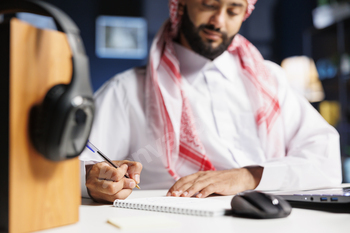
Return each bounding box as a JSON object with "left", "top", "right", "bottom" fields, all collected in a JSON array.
[{"left": 0, "top": 18, "right": 80, "bottom": 233}]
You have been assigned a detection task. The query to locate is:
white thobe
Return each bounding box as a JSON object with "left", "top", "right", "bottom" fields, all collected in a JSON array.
[{"left": 79, "top": 43, "right": 342, "bottom": 198}]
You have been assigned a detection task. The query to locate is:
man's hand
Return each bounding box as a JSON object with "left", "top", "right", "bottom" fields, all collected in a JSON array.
[
  {"left": 85, "top": 160, "right": 142, "bottom": 203},
  {"left": 166, "top": 167, "right": 263, "bottom": 198}
]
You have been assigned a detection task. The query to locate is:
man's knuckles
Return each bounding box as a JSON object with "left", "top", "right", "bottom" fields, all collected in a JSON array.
[
  {"left": 103, "top": 182, "right": 120, "bottom": 195},
  {"left": 131, "top": 161, "right": 143, "bottom": 171},
  {"left": 124, "top": 161, "right": 143, "bottom": 174}
]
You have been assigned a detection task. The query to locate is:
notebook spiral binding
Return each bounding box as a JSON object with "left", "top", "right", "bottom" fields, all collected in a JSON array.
[{"left": 113, "top": 199, "right": 215, "bottom": 217}]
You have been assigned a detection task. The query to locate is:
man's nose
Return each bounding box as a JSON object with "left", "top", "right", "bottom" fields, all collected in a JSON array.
[{"left": 209, "top": 8, "right": 226, "bottom": 30}]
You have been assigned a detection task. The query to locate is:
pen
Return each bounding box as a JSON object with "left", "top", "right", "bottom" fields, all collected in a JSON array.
[{"left": 86, "top": 140, "right": 140, "bottom": 189}]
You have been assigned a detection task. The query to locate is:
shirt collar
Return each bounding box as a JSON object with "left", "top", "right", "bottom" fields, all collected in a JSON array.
[
  {"left": 173, "top": 42, "right": 209, "bottom": 84},
  {"left": 173, "top": 42, "right": 236, "bottom": 84}
]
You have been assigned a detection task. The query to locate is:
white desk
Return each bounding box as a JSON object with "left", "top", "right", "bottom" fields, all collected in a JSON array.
[{"left": 37, "top": 189, "right": 350, "bottom": 233}]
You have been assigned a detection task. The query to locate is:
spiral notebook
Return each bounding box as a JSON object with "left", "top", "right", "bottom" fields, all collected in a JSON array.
[{"left": 113, "top": 196, "right": 231, "bottom": 217}]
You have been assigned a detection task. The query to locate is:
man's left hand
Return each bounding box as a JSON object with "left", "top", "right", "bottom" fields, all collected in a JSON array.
[{"left": 166, "top": 167, "right": 264, "bottom": 198}]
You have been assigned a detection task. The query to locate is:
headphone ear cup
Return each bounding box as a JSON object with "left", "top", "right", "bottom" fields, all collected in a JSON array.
[
  {"left": 29, "top": 104, "right": 43, "bottom": 153},
  {"left": 29, "top": 84, "right": 67, "bottom": 158}
]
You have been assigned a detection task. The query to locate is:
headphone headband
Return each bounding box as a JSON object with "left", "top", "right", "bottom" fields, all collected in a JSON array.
[
  {"left": 0, "top": 0, "right": 91, "bottom": 96},
  {"left": 0, "top": 0, "right": 95, "bottom": 161},
  {"left": 0, "top": 0, "right": 79, "bottom": 37}
]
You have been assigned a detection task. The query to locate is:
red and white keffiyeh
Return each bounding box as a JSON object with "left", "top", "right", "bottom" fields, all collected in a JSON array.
[
  {"left": 145, "top": 0, "right": 283, "bottom": 180},
  {"left": 169, "top": 0, "right": 257, "bottom": 37}
]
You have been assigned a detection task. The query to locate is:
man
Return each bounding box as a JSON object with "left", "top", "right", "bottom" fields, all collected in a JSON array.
[{"left": 80, "top": 0, "right": 342, "bottom": 203}]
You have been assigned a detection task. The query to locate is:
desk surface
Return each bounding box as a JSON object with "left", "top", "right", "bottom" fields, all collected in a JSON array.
[{"left": 37, "top": 189, "right": 350, "bottom": 233}]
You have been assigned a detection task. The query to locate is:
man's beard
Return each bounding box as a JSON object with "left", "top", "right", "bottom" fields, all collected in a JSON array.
[{"left": 179, "top": 7, "right": 235, "bottom": 60}]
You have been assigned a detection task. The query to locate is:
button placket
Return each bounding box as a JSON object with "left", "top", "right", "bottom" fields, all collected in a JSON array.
[{"left": 204, "top": 68, "right": 236, "bottom": 143}]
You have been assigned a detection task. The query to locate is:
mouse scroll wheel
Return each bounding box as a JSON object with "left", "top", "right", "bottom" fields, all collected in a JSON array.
[
  {"left": 267, "top": 194, "right": 280, "bottom": 205},
  {"left": 272, "top": 198, "right": 279, "bottom": 205}
]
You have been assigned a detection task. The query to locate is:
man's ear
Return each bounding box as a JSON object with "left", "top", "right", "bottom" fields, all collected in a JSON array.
[{"left": 178, "top": 0, "right": 186, "bottom": 17}]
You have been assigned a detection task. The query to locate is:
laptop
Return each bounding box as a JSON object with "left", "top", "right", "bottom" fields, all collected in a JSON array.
[{"left": 274, "top": 187, "right": 350, "bottom": 213}]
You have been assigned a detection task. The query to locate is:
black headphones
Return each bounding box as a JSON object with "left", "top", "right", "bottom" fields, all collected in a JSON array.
[{"left": 0, "top": 0, "right": 94, "bottom": 161}]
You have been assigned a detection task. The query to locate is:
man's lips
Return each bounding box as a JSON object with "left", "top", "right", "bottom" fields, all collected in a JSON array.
[{"left": 202, "top": 28, "right": 222, "bottom": 41}]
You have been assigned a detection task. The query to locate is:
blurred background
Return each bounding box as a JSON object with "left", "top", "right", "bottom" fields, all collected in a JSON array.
[{"left": 9, "top": 0, "right": 350, "bottom": 182}]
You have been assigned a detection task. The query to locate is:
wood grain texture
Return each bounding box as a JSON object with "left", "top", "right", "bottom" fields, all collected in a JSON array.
[{"left": 9, "top": 18, "right": 80, "bottom": 233}]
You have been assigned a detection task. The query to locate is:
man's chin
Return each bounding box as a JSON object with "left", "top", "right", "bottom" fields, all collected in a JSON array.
[
  {"left": 208, "top": 42, "right": 222, "bottom": 49},
  {"left": 200, "top": 37, "right": 222, "bottom": 48}
]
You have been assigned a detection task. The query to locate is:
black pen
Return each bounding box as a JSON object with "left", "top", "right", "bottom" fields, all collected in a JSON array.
[{"left": 86, "top": 140, "right": 140, "bottom": 189}]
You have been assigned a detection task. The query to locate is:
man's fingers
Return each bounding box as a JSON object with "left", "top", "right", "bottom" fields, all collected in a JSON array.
[
  {"left": 87, "top": 178, "right": 123, "bottom": 195},
  {"left": 123, "top": 178, "right": 136, "bottom": 189},
  {"left": 85, "top": 161, "right": 139, "bottom": 203},
  {"left": 86, "top": 162, "right": 130, "bottom": 196},
  {"left": 93, "top": 162, "right": 128, "bottom": 181},
  {"left": 166, "top": 172, "right": 219, "bottom": 198},
  {"left": 167, "top": 172, "right": 203, "bottom": 196},
  {"left": 88, "top": 176, "right": 136, "bottom": 195},
  {"left": 88, "top": 188, "right": 133, "bottom": 203},
  {"left": 86, "top": 178, "right": 136, "bottom": 201},
  {"left": 167, "top": 177, "right": 188, "bottom": 196},
  {"left": 126, "top": 162, "right": 142, "bottom": 184},
  {"left": 112, "top": 160, "right": 132, "bottom": 167},
  {"left": 113, "top": 160, "right": 143, "bottom": 184},
  {"left": 197, "top": 183, "right": 217, "bottom": 198},
  {"left": 177, "top": 182, "right": 196, "bottom": 197},
  {"left": 182, "top": 178, "right": 211, "bottom": 198}
]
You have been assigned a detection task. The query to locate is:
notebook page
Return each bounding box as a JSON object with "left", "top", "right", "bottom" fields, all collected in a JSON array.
[{"left": 113, "top": 196, "right": 231, "bottom": 217}]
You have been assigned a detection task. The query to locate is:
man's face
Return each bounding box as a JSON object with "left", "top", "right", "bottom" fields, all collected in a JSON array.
[{"left": 179, "top": 0, "right": 247, "bottom": 60}]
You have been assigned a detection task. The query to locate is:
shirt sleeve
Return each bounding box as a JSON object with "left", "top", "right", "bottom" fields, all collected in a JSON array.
[
  {"left": 79, "top": 73, "right": 132, "bottom": 197},
  {"left": 256, "top": 61, "right": 342, "bottom": 191}
]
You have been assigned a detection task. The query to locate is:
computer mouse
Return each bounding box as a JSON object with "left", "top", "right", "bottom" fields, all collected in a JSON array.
[{"left": 230, "top": 191, "right": 292, "bottom": 219}]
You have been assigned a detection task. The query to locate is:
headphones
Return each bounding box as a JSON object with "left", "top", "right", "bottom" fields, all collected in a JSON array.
[{"left": 0, "top": 0, "right": 94, "bottom": 161}]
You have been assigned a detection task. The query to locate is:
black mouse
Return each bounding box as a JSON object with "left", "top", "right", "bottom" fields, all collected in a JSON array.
[{"left": 230, "top": 191, "right": 292, "bottom": 219}]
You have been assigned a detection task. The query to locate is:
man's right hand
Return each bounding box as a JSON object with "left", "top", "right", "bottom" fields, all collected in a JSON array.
[{"left": 85, "top": 160, "right": 142, "bottom": 203}]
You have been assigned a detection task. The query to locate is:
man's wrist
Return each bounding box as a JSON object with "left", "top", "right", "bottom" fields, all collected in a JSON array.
[{"left": 242, "top": 166, "right": 264, "bottom": 190}]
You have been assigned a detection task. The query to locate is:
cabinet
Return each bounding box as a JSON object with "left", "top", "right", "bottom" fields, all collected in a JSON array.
[{"left": 303, "top": 16, "right": 350, "bottom": 181}]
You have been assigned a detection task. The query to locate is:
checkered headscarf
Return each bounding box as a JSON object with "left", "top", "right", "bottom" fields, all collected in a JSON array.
[{"left": 169, "top": 0, "right": 257, "bottom": 37}]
